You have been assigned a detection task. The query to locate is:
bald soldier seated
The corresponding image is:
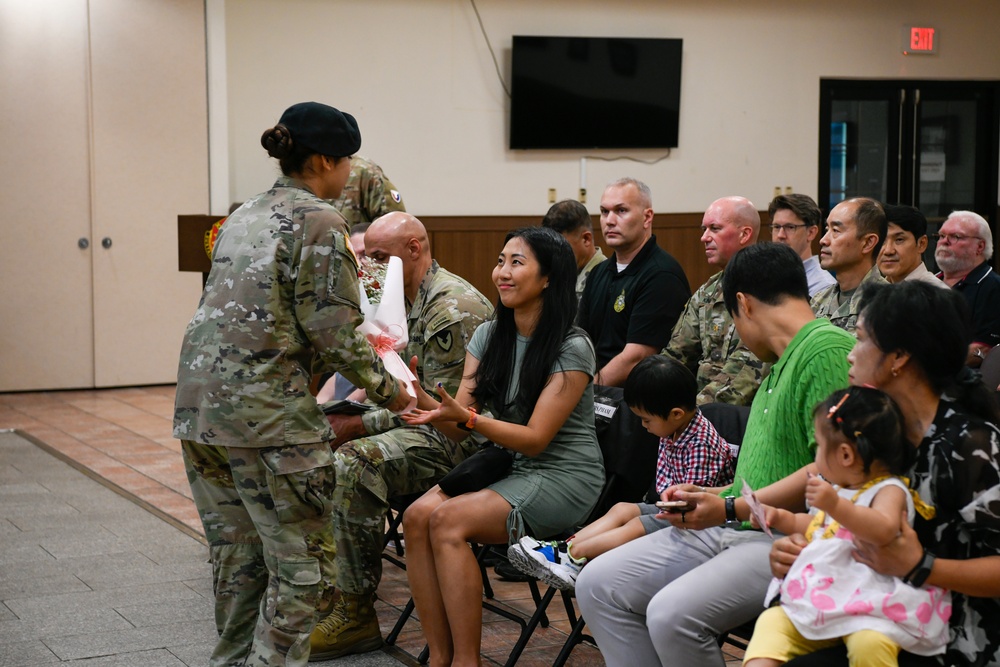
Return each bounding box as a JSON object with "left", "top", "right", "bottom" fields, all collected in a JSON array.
[{"left": 310, "top": 212, "right": 494, "bottom": 660}]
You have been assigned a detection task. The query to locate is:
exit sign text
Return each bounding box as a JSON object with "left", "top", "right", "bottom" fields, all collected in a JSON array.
[{"left": 902, "top": 26, "right": 938, "bottom": 55}]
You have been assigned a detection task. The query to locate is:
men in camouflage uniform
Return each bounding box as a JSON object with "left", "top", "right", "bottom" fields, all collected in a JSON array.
[
  {"left": 810, "top": 197, "right": 887, "bottom": 336},
  {"left": 174, "top": 102, "right": 407, "bottom": 667},
  {"left": 330, "top": 155, "right": 405, "bottom": 226},
  {"left": 310, "top": 212, "right": 493, "bottom": 659},
  {"left": 663, "top": 196, "right": 767, "bottom": 405},
  {"left": 540, "top": 199, "right": 607, "bottom": 303}
]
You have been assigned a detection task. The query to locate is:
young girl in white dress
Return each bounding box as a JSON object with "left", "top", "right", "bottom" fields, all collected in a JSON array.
[{"left": 744, "top": 386, "right": 950, "bottom": 667}]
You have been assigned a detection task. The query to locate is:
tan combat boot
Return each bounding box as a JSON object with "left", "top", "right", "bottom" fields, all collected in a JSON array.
[{"left": 309, "top": 592, "right": 383, "bottom": 660}]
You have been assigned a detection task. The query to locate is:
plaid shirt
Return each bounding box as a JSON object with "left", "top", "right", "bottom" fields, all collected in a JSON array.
[{"left": 655, "top": 408, "right": 735, "bottom": 493}]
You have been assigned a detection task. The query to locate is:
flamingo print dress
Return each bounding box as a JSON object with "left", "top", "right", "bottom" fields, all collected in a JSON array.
[{"left": 768, "top": 477, "right": 951, "bottom": 656}]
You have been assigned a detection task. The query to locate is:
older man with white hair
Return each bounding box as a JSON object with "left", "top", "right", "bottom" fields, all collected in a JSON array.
[{"left": 935, "top": 210, "right": 1000, "bottom": 367}]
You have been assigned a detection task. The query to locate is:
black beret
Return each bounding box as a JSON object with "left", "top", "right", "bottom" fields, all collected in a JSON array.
[{"left": 277, "top": 101, "right": 361, "bottom": 157}]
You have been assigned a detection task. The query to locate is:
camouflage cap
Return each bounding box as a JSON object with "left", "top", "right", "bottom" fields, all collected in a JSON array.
[{"left": 277, "top": 101, "right": 361, "bottom": 157}]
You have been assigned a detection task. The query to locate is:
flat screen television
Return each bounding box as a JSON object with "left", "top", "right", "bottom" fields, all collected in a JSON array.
[{"left": 509, "top": 35, "right": 682, "bottom": 150}]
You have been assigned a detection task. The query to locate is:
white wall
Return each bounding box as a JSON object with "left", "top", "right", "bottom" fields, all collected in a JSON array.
[{"left": 221, "top": 0, "right": 1000, "bottom": 216}]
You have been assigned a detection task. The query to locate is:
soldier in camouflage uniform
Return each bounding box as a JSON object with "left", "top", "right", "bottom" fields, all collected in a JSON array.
[
  {"left": 309, "top": 212, "right": 493, "bottom": 659},
  {"left": 174, "top": 102, "right": 408, "bottom": 667},
  {"left": 810, "top": 197, "right": 888, "bottom": 336},
  {"left": 540, "top": 199, "right": 607, "bottom": 303},
  {"left": 330, "top": 155, "right": 405, "bottom": 226},
  {"left": 663, "top": 196, "right": 767, "bottom": 405}
]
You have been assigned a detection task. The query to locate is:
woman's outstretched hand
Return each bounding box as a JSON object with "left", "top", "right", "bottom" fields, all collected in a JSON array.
[
  {"left": 400, "top": 381, "right": 471, "bottom": 426},
  {"left": 407, "top": 356, "right": 441, "bottom": 411}
]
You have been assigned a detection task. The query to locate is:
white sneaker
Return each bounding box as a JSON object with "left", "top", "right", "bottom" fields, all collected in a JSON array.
[{"left": 507, "top": 536, "right": 582, "bottom": 591}]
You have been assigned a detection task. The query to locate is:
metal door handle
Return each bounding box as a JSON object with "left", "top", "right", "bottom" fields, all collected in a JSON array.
[
  {"left": 101, "top": 237, "right": 112, "bottom": 249},
  {"left": 897, "top": 88, "right": 905, "bottom": 201},
  {"left": 912, "top": 88, "right": 920, "bottom": 203},
  {"left": 78, "top": 238, "right": 89, "bottom": 249}
]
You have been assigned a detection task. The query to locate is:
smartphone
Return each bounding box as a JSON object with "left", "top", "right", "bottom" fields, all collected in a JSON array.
[{"left": 655, "top": 500, "right": 692, "bottom": 512}]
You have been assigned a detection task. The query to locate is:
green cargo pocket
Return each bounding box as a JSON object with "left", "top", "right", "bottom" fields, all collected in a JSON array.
[
  {"left": 268, "top": 557, "right": 323, "bottom": 633},
  {"left": 260, "top": 443, "right": 335, "bottom": 525}
]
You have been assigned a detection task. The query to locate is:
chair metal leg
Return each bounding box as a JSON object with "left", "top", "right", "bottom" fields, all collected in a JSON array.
[
  {"left": 386, "top": 541, "right": 567, "bottom": 667},
  {"left": 502, "top": 585, "right": 557, "bottom": 667},
  {"left": 385, "top": 597, "right": 415, "bottom": 646},
  {"left": 551, "top": 590, "right": 596, "bottom": 667}
]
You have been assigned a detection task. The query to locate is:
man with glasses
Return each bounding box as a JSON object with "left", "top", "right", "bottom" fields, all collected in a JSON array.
[
  {"left": 934, "top": 210, "right": 1000, "bottom": 367},
  {"left": 768, "top": 194, "right": 835, "bottom": 297},
  {"left": 810, "top": 197, "right": 888, "bottom": 336}
]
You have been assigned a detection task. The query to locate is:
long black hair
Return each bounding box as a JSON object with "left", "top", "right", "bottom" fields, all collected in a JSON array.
[
  {"left": 858, "top": 281, "right": 1000, "bottom": 424},
  {"left": 815, "top": 386, "right": 914, "bottom": 475},
  {"left": 472, "top": 226, "right": 580, "bottom": 420}
]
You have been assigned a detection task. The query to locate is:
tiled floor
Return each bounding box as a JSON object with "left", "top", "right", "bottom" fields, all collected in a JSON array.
[{"left": 0, "top": 386, "right": 746, "bottom": 666}]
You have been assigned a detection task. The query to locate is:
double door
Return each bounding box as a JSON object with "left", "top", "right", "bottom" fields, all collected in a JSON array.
[
  {"left": 0, "top": 0, "right": 208, "bottom": 391},
  {"left": 819, "top": 79, "right": 1000, "bottom": 263}
]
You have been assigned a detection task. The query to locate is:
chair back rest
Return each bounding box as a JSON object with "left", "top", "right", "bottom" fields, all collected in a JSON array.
[
  {"left": 592, "top": 385, "right": 660, "bottom": 515},
  {"left": 980, "top": 347, "right": 1000, "bottom": 396},
  {"left": 699, "top": 402, "right": 752, "bottom": 461}
]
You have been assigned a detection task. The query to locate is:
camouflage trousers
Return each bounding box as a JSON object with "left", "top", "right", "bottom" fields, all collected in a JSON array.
[
  {"left": 182, "top": 440, "right": 337, "bottom": 667},
  {"left": 331, "top": 424, "right": 479, "bottom": 597}
]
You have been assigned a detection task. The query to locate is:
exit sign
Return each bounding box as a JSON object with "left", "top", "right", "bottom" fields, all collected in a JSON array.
[{"left": 902, "top": 26, "right": 937, "bottom": 55}]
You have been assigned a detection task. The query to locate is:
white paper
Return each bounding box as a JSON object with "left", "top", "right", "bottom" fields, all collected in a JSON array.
[
  {"left": 358, "top": 256, "right": 418, "bottom": 403},
  {"left": 741, "top": 479, "right": 773, "bottom": 538}
]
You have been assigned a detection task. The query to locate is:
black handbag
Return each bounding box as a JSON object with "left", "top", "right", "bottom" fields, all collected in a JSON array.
[{"left": 437, "top": 443, "right": 514, "bottom": 496}]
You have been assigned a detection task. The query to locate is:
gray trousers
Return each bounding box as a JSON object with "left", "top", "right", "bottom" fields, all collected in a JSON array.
[{"left": 575, "top": 524, "right": 774, "bottom": 667}]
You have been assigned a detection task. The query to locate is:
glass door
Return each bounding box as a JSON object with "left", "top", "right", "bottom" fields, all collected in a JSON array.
[{"left": 819, "top": 80, "right": 999, "bottom": 253}]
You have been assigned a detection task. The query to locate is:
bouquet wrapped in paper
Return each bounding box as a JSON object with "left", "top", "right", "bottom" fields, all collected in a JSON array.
[{"left": 358, "top": 256, "right": 417, "bottom": 404}]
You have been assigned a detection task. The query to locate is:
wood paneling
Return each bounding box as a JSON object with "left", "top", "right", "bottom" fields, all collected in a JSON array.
[
  {"left": 178, "top": 212, "right": 769, "bottom": 302},
  {"left": 421, "top": 213, "right": 721, "bottom": 299}
]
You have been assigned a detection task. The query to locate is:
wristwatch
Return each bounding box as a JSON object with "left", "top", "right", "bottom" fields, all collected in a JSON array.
[
  {"left": 724, "top": 496, "right": 740, "bottom": 526},
  {"left": 456, "top": 407, "right": 478, "bottom": 432},
  {"left": 903, "top": 549, "right": 936, "bottom": 588}
]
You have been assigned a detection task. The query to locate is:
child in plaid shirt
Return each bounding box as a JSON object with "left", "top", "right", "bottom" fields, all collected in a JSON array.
[{"left": 508, "top": 355, "right": 736, "bottom": 590}]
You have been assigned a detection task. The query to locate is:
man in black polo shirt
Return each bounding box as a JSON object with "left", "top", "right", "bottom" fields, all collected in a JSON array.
[
  {"left": 578, "top": 177, "right": 690, "bottom": 386},
  {"left": 934, "top": 209, "right": 1000, "bottom": 367}
]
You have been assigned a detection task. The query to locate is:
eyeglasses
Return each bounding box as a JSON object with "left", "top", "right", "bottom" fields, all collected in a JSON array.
[
  {"left": 769, "top": 223, "right": 808, "bottom": 233},
  {"left": 933, "top": 233, "right": 982, "bottom": 244}
]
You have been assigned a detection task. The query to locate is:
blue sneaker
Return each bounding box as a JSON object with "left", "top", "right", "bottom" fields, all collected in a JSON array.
[{"left": 507, "top": 537, "right": 582, "bottom": 591}]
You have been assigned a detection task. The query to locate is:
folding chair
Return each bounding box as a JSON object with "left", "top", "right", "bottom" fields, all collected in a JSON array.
[
  {"left": 589, "top": 384, "right": 660, "bottom": 520},
  {"left": 718, "top": 618, "right": 757, "bottom": 652},
  {"left": 979, "top": 345, "right": 1000, "bottom": 395},
  {"left": 383, "top": 542, "right": 550, "bottom": 666},
  {"left": 382, "top": 492, "right": 423, "bottom": 571}
]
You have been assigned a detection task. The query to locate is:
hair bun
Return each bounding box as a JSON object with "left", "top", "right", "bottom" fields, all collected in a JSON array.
[{"left": 260, "top": 124, "right": 294, "bottom": 159}]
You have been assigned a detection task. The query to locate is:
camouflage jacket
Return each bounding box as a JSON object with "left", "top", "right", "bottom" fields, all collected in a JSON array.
[
  {"left": 662, "top": 271, "right": 766, "bottom": 406},
  {"left": 174, "top": 176, "right": 398, "bottom": 448},
  {"left": 330, "top": 155, "right": 405, "bottom": 226},
  {"left": 576, "top": 248, "right": 607, "bottom": 304},
  {"left": 362, "top": 261, "right": 494, "bottom": 435},
  {"left": 809, "top": 263, "right": 887, "bottom": 336}
]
